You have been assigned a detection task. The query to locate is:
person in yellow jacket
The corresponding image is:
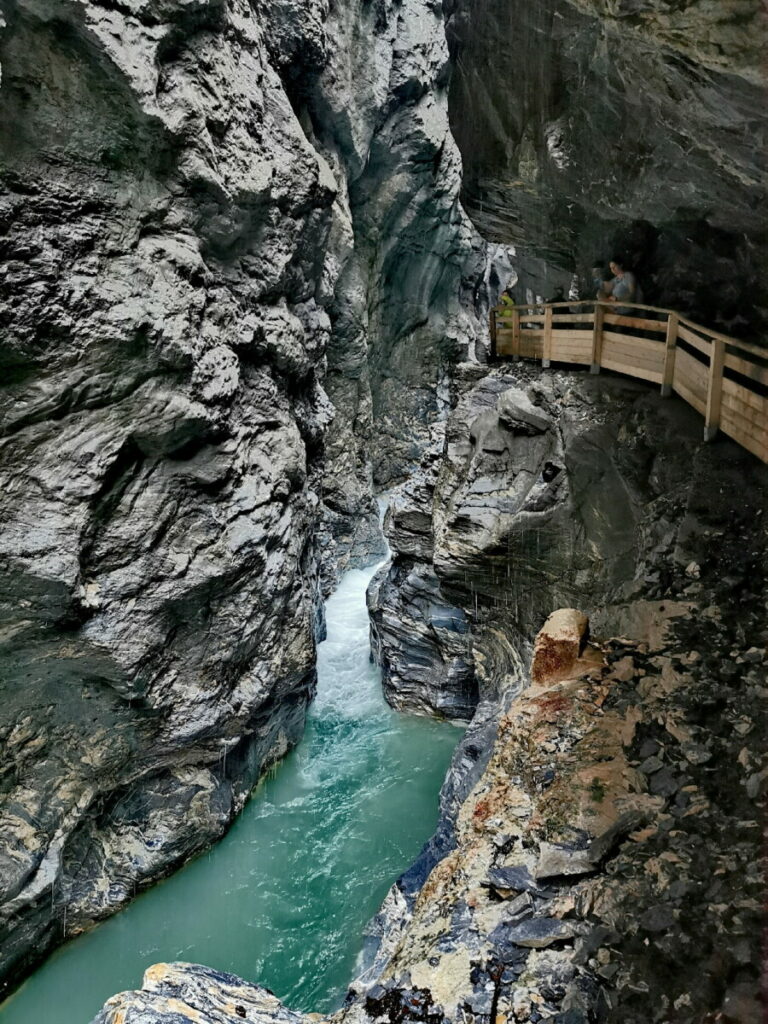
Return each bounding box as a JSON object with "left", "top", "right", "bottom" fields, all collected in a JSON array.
[{"left": 498, "top": 286, "right": 516, "bottom": 326}]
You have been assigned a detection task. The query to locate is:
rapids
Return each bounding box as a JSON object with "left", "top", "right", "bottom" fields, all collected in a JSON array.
[{"left": 0, "top": 559, "right": 460, "bottom": 1023}]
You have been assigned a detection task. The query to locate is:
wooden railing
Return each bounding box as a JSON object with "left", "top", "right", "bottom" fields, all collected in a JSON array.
[{"left": 490, "top": 300, "right": 767, "bottom": 464}]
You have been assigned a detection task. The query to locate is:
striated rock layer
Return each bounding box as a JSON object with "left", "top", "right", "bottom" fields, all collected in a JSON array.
[
  {"left": 93, "top": 365, "right": 767, "bottom": 1023},
  {"left": 0, "top": 0, "right": 503, "bottom": 996}
]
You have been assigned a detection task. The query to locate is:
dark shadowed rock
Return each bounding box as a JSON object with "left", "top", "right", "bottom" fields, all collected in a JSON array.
[{"left": 446, "top": 0, "right": 768, "bottom": 337}]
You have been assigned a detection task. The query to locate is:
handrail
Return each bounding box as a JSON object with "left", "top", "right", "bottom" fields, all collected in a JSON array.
[{"left": 490, "top": 300, "right": 767, "bottom": 463}]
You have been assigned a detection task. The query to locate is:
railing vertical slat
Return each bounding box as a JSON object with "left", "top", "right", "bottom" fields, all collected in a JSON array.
[
  {"left": 590, "top": 303, "right": 604, "bottom": 374},
  {"left": 542, "top": 307, "right": 553, "bottom": 367},
  {"left": 512, "top": 309, "right": 521, "bottom": 361},
  {"left": 704, "top": 336, "right": 725, "bottom": 441},
  {"left": 661, "top": 312, "right": 678, "bottom": 397}
]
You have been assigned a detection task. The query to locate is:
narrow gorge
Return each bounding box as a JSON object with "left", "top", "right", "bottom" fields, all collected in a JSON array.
[{"left": 0, "top": 2, "right": 765, "bottom": 1024}]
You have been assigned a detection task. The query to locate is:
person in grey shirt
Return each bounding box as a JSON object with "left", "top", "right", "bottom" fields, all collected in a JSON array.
[
  {"left": 607, "top": 257, "right": 638, "bottom": 315},
  {"left": 592, "top": 264, "right": 614, "bottom": 301}
]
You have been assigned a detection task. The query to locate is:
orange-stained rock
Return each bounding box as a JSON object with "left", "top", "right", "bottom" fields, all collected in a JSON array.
[{"left": 531, "top": 609, "right": 589, "bottom": 686}]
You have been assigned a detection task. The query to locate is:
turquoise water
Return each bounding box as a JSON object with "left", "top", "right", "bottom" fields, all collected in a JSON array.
[{"left": 0, "top": 560, "right": 460, "bottom": 1024}]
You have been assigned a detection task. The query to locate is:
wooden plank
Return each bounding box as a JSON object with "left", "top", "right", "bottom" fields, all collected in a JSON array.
[
  {"left": 600, "top": 351, "right": 666, "bottom": 380},
  {"left": 514, "top": 302, "right": 580, "bottom": 312},
  {"left": 511, "top": 308, "right": 521, "bottom": 360},
  {"left": 496, "top": 329, "right": 516, "bottom": 357},
  {"left": 661, "top": 313, "right": 679, "bottom": 398},
  {"left": 550, "top": 349, "right": 592, "bottom": 365},
  {"left": 720, "top": 418, "right": 768, "bottom": 461},
  {"left": 720, "top": 396, "right": 768, "bottom": 434},
  {"left": 598, "top": 300, "right": 676, "bottom": 317},
  {"left": 550, "top": 334, "right": 594, "bottom": 350},
  {"left": 601, "top": 332, "right": 666, "bottom": 357},
  {"left": 551, "top": 314, "right": 595, "bottom": 323},
  {"left": 704, "top": 338, "right": 725, "bottom": 441},
  {"left": 601, "top": 338, "right": 666, "bottom": 372},
  {"left": 602, "top": 313, "right": 667, "bottom": 333},
  {"left": 550, "top": 329, "right": 594, "bottom": 345},
  {"left": 674, "top": 348, "right": 709, "bottom": 390},
  {"left": 673, "top": 378, "right": 707, "bottom": 415},
  {"left": 677, "top": 324, "right": 711, "bottom": 357},
  {"left": 721, "top": 385, "right": 766, "bottom": 420},
  {"left": 724, "top": 335, "right": 768, "bottom": 359},
  {"left": 723, "top": 351, "right": 768, "bottom": 387},
  {"left": 542, "top": 307, "right": 553, "bottom": 367},
  {"left": 600, "top": 357, "right": 663, "bottom": 385},
  {"left": 590, "top": 303, "right": 604, "bottom": 374},
  {"left": 678, "top": 316, "right": 755, "bottom": 352},
  {"left": 720, "top": 405, "right": 768, "bottom": 448},
  {"left": 722, "top": 377, "right": 765, "bottom": 415},
  {"left": 722, "top": 398, "right": 765, "bottom": 429},
  {"left": 550, "top": 341, "right": 593, "bottom": 359},
  {"left": 519, "top": 334, "right": 543, "bottom": 358}
]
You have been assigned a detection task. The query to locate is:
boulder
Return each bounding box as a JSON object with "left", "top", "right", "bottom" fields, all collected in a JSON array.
[{"left": 531, "top": 609, "right": 590, "bottom": 686}]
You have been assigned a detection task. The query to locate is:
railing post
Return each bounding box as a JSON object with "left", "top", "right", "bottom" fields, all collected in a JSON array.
[
  {"left": 590, "top": 302, "right": 604, "bottom": 374},
  {"left": 704, "top": 336, "right": 725, "bottom": 441},
  {"left": 661, "top": 312, "right": 678, "bottom": 397},
  {"left": 542, "top": 305, "right": 553, "bottom": 368},
  {"left": 511, "top": 308, "right": 521, "bottom": 361},
  {"left": 489, "top": 307, "right": 498, "bottom": 361}
]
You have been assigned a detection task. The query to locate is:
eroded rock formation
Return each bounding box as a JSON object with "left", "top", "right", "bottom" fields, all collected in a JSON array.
[
  {"left": 3, "top": 0, "right": 767, "bottom": 1016},
  {"left": 92, "top": 365, "right": 767, "bottom": 1023},
  {"left": 0, "top": 0, "right": 501, "bottom": 995},
  {"left": 445, "top": 0, "right": 768, "bottom": 334}
]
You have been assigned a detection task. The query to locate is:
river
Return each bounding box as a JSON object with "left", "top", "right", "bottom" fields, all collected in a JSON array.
[{"left": 0, "top": 558, "right": 460, "bottom": 1024}]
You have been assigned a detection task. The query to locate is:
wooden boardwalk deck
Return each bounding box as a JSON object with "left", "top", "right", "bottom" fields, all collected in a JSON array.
[{"left": 490, "top": 300, "right": 767, "bottom": 464}]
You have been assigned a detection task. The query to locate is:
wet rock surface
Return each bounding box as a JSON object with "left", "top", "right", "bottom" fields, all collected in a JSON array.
[
  {"left": 0, "top": 0, "right": 504, "bottom": 997},
  {"left": 445, "top": 0, "right": 768, "bottom": 335},
  {"left": 95, "top": 365, "right": 767, "bottom": 1023},
  {"left": 370, "top": 362, "right": 720, "bottom": 719}
]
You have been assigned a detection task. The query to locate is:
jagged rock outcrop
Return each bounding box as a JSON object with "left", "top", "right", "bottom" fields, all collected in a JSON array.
[
  {"left": 352, "top": 364, "right": 768, "bottom": 1023},
  {"left": 445, "top": 0, "right": 768, "bottom": 334},
  {"left": 93, "top": 599, "right": 768, "bottom": 1024},
  {"left": 370, "top": 362, "right": 716, "bottom": 720},
  {"left": 278, "top": 0, "right": 518, "bottom": 581},
  {"left": 342, "top": 591, "right": 767, "bottom": 1024},
  {"left": 0, "top": 0, "right": 503, "bottom": 997}
]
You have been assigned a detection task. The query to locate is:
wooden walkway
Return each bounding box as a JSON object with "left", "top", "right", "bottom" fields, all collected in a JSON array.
[{"left": 490, "top": 300, "right": 768, "bottom": 463}]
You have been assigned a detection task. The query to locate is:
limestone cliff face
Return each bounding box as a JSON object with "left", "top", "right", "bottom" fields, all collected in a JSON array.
[
  {"left": 370, "top": 363, "right": 716, "bottom": 721},
  {"left": 0, "top": 0, "right": 499, "bottom": 995},
  {"left": 445, "top": 0, "right": 768, "bottom": 334},
  {"left": 92, "top": 366, "right": 767, "bottom": 1023},
  {"left": 355, "top": 366, "right": 767, "bottom": 1022}
]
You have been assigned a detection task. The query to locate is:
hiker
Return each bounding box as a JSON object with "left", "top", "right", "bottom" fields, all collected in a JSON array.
[
  {"left": 591, "top": 264, "right": 614, "bottom": 301},
  {"left": 606, "top": 257, "right": 639, "bottom": 315},
  {"left": 499, "top": 285, "right": 516, "bottom": 310},
  {"left": 498, "top": 284, "right": 516, "bottom": 325}
]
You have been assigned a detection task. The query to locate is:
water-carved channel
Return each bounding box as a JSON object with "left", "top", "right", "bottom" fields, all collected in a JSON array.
[{"left": 1, "top": 561, "right": 460, "bottom": 1024}]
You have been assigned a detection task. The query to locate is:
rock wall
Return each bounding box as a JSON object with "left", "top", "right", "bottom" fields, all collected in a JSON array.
[
  {"left": 445, "top": 0, "right": 768, "bottom": 335},
  {"left": 0, "top": 0, "right": 501, "bottom": 996},
  {"left": 92, "top": 365, "right": 768, "bottom": 1023},
  {"left": 370, "top": 361, "right": 722, "bottom": 721},
  {"left": 352, "top": 365, "right": 767, "bottom": 1022}
]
